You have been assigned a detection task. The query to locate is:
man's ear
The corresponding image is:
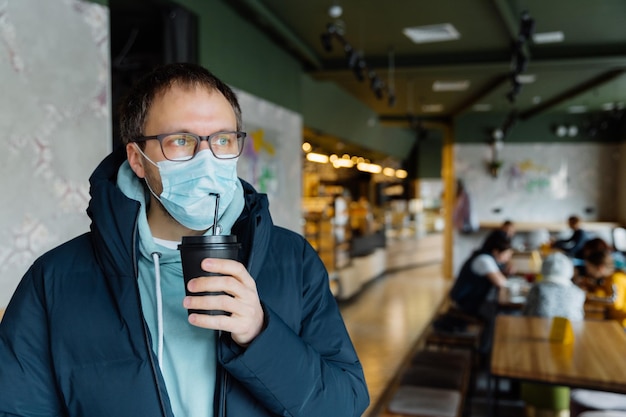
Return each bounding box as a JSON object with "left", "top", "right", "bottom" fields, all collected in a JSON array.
[{"left": 126, "top": 143, "right": 146, "bottom": 179}]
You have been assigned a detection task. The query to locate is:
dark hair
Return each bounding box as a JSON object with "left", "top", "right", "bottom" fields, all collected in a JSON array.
[
  {"left": 481, "top": 230, "right": 512, "bottom": 253},
  {"left": 585, "top": 249, "right": 611, "bottom": 267},
  {"left": 568, "top": 215, "right": 581, "bottom": 227},
  {"left": 581, "top": 238, "right": 610, "bottom": 259},
  {"left": 118, "top": 63, "right": 242, "bottom": 145}
]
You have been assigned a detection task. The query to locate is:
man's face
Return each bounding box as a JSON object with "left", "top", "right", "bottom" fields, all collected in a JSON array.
[{"left": 128, "top": 84, "right": 238, "bottom": 195}]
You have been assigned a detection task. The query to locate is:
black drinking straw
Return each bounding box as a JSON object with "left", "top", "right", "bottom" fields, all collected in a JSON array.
[{"left": 210, "top": 193, "right": 220, "bottom": 235}]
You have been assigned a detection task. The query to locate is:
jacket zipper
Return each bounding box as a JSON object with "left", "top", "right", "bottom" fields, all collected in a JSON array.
[
  {"left": 218, "top": 330, "right": 228, "bottom": 417},
  {"left": 221, "top": 371, "right": 228, "bottom": 417},
  {"left": 131, "top": 210, "right": 169, "bottom": 417}
]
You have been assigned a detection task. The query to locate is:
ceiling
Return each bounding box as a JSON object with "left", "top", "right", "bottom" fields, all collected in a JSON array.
[{"left": 226, "top": 0, "right": 626, "bottom": 135}]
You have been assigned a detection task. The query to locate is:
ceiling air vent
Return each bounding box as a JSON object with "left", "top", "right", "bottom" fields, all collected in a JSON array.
[
  {"left": 403, "top": 23, "right": 460, "bottom": 44},
  {"left": 433, "top": 80, "right": 470, "bottom": 92}
]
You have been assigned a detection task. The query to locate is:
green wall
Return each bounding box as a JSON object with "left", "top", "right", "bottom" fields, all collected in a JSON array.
[
  {"left": 173, "top": 0, "right": 302, "bottom": 113},
  {"left": 418, "top": 130, "right": 443, "bottom": 178}
]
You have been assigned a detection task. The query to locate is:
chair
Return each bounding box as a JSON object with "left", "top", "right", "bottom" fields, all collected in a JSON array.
[
  {"left": 387, "top": 385, "right": 462, "bottom": 417},
  {"left": 570, "top": 389, "right": 626, "bottom": 417},
  {"left": 425, "top": 320, "right": 482, "bottom": 352},
  {"left": 520, "top": 382, "right": 570, "bottom": 417},
  {"left": 426, "top": 307, "right": 484, "bottom": 351},
  {"left": 613, "top": 227, "right": 626, "bottom": 253},
  {"left": 400, "top": 364, "right": 466, "bottom": 391}
]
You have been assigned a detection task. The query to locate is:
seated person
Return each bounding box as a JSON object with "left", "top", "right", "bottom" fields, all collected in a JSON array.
[
  {"left": 449, "top": 232, "right": 513, "bottom": 356},
  {"left": 483, "top": 220, "right": 516, "bottom": 274},
  {"left": 498, "top": 219, "right": 515, "bottom": 239},
  {"left": 521, "top": 252, "right": 585, "bottom": 416},
  {"left": 582, "top": 249, "right": 626, "bottom": 327},
  {"left": 450, "top": 231, "right": 513, "bottom": 318},
  {"left": 551, "top": 215, "right": 589, "bottom": 258},
  {"left": 573, "top": 237, "right": 626, "bottom": 281},
  {"left": 523, "top": 252, "right": 585, "bottom": 320}
]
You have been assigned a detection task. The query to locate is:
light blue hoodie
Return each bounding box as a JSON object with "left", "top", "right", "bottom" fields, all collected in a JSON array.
[{"left": 116, "top": 161, "right": 244, "bottom": 417}]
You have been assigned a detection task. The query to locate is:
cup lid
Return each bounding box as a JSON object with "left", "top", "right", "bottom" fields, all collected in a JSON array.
[{"left": 179, "top": 234, "right": 238, "bottom": 245}]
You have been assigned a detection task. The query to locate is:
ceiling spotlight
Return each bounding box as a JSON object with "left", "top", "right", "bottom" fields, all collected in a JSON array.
[
  {"left": 320, "top": 32, "right": 333, "bottom": 52},
  {"left": 512, "top": 49, "right": 528, "bottom": 73},
  {"left": 328, "top": 4, "right": 343, "bottom": 18},
  {"left": 343, "top": 43, "right": 353, "bottom": 55},
  {"left": 553, "top": 124, "right": 578, "bottom": 137},
  {"left": 352, "top": 59, "right": 366, "bottom": 81},
  {"left": 511, "top": 80, "right": 521, "bottom": 95},
  {"left": 506, "top": 90, "right": 516, "bottom": 103},
  {"left": 492, "top": 128, "right": 504, "bottom": 141},
  {"left": 555, "top": 125, "right": 567, "bottom": 137},
  {"left": 373, "top": 86, "right": 384, "bottom": 100},
  {"left": 347, "top": 49, "right": 359, "bottom": 68},
  {"left": 370, "top": 74, "right": 382, "bottom": 89},
  {"left": 519, "top": 11, "right": 535, "bottom": 42}
]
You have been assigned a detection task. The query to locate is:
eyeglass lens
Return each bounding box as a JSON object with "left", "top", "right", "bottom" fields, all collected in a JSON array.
[{"left": 161, "top": 132, "right": 244, "bottom": 161}]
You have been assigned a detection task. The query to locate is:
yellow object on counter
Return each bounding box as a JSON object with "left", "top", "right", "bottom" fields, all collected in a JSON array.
[{"left": 549, "top": 316, "right": 575, "bottom": 344}]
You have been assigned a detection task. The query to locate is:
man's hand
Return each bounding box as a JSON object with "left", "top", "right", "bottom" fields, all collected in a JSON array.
[{"left": 184, "top": 258, "right": 264, "bottom": 347}]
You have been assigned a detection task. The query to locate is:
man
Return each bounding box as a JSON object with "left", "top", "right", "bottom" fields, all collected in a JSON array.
[
  {"left": 552, "top": 215, "right": 589, "bottom": 258},
  {"left": 0, "top": 63, "right": 369, "bottom": 417}
]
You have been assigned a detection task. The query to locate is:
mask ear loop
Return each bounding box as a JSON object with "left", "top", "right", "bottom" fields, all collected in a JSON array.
[
  {"left": 133, "top": 143, "right": 159, "bottom": 168},
  {"left": 133, "top": 143, "right": 164, "bottom": 205}
]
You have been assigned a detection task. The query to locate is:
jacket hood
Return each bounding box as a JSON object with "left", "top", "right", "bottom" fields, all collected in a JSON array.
[{"left": 87, "top": 147, "right": 140, "bottom": 281}]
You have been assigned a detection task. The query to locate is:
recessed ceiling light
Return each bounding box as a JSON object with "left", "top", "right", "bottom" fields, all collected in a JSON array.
[
  {"left": 515, "top": 74, "right": 536, "bottom": 84},
  {"left": 422, "top": 104, "right": 444, "bottom": 113},
  {"left": 472, "top": 104, "right": 492, "bottom": 112},
  {"left": 432, "top": 80, "right": 470, "bottom": 92},
  {"left": 532, "top": 31, "right": 564, "bottom": 44},
  {"left": 568, "top": 105, "right": 587, "bottom": 114},
  {"left": 403, "top": 23, "right": 460, "bottom": 44}
]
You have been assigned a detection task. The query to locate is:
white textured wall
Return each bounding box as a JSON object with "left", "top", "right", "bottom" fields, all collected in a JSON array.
[
  {"left": 235, "top": 88, "right": 303, "bottom": 234},
  {"left": 455, "top": 142, "right": 620, "bottom": 222},
  {"left": 0, "top": 0, "right": 111, "bottom": 307},
  {"left": 452, "top": 142, "right": 622, "bottom": 276}
]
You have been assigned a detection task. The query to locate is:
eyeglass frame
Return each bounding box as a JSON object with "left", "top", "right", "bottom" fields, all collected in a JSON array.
[{"left": 130, "top": 130, "right": 247, "bottom": 161}]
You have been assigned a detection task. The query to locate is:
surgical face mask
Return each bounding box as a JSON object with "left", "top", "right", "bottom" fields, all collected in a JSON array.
[{"left": 136, "top": 145, "right": 239, "bottom": 231}]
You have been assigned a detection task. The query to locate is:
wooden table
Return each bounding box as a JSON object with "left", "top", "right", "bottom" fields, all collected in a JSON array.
[{"left": 491, "top": 315, "right": 626, "bottom": 393}]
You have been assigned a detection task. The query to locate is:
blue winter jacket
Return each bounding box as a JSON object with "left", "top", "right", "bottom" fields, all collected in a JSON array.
[{"left": 0, "top": 149, "right": 369, "bottom": 417}]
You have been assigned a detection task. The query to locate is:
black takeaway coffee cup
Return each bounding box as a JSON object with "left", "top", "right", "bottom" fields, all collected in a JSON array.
[{"left": 178, "top": 234, "right": 241, "bottom": 316}]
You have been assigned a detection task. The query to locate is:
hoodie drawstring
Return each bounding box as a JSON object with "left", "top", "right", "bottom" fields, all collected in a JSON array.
[{"left": 151, "top": 251, "right": 164, "bottom": 369}]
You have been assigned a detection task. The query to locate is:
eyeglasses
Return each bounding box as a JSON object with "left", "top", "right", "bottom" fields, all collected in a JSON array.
[{"left": 130, "top": 131, "right": 246, "bottom": 161}]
